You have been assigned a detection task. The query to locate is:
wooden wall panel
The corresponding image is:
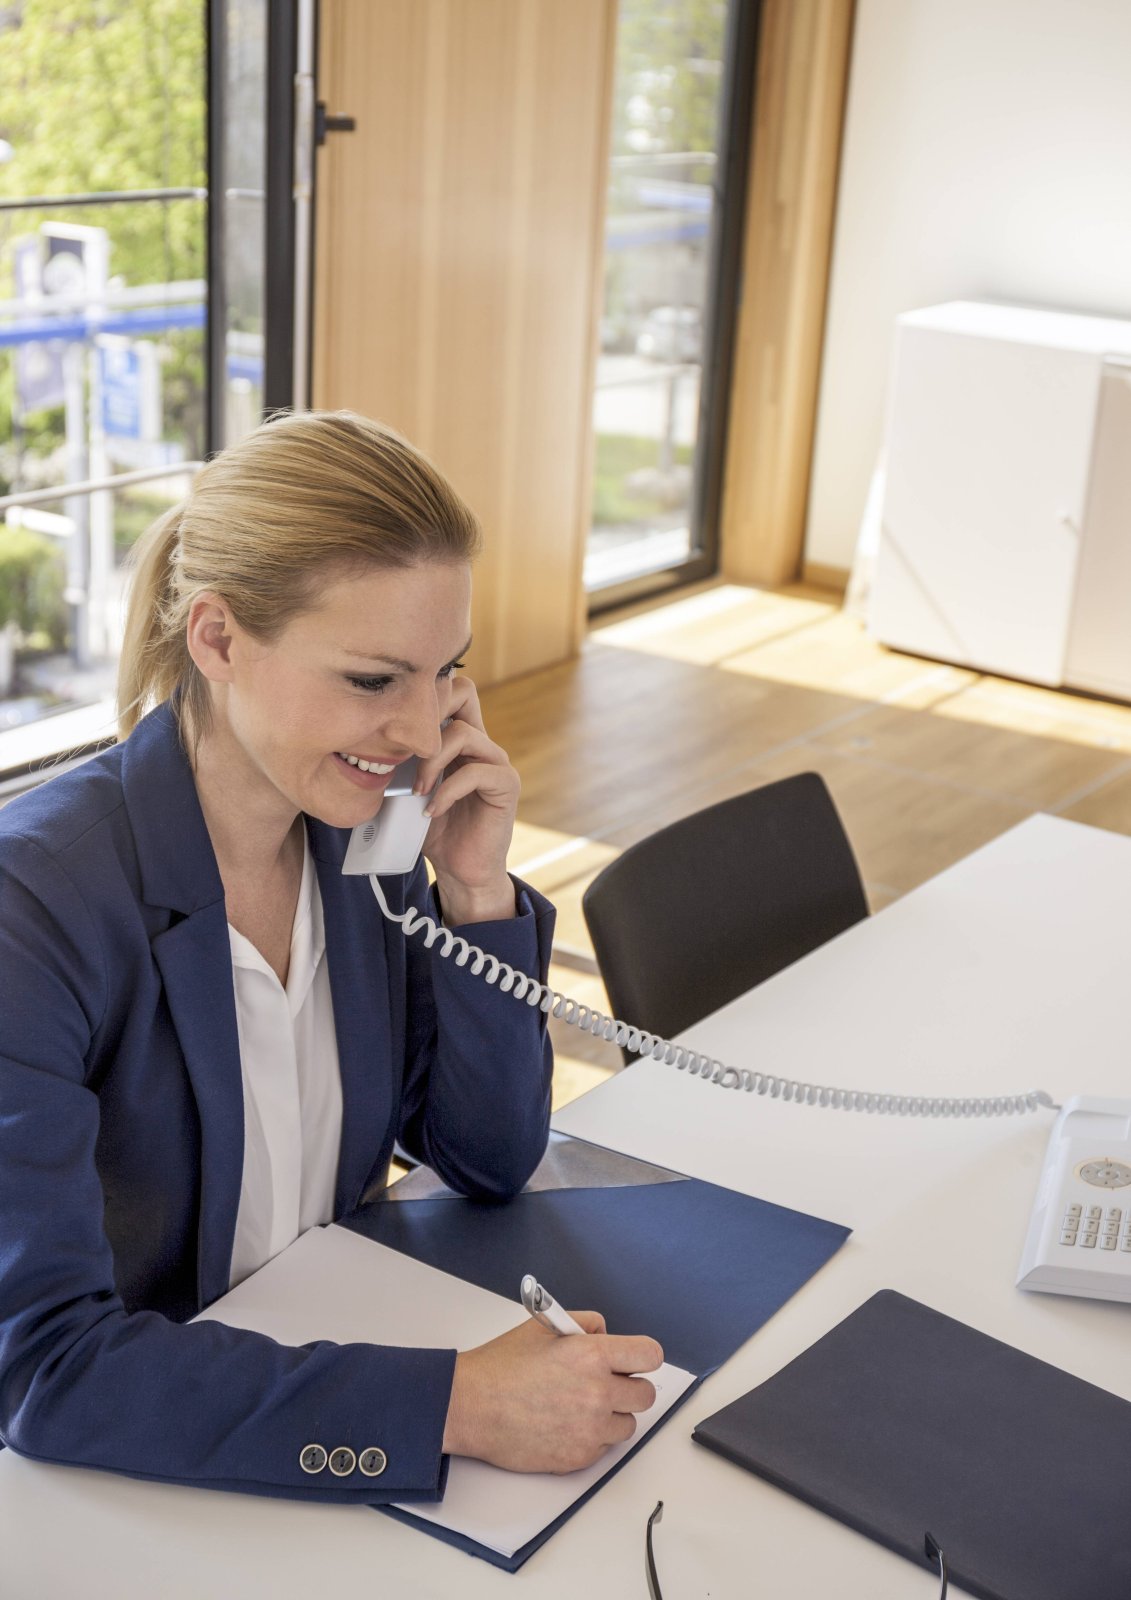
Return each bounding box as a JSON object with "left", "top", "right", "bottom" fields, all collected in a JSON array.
[
  {"left": 719, "top": 0, "right": 855, "bottom": 588},
  {"left": 313, "top": 0, "right": 616, "bottom": 686}
]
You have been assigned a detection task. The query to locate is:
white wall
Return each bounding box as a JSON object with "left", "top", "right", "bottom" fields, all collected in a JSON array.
[{"left": 805, "top": 0, "right": 1131, "bottom": 571}]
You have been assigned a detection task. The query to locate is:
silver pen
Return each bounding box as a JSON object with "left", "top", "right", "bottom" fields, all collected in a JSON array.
[{"left": 520, "top": 1273, "right": 587, "bottom": 1336}]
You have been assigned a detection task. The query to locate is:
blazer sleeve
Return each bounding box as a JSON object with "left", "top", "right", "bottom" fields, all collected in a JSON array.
[
  {"left": 395, "top": 863, "right": 556, "bottom": 1199},
  {"left": 0, "top": 831, "right": 455, "bottom": 1504}
]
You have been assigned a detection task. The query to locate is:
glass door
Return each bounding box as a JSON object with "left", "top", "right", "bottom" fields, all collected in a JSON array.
[
  {"left": 208, "top": 0, "right": 314, "bottom": 448},
  {"left": 585, "top": 0, "right": 758, "bottom": 609},
  {"left": 0, "top": 0, "right": 309, "bottom": 777},
  {"left": 0, "top": 0, "right": 207, "bottom": 769}
]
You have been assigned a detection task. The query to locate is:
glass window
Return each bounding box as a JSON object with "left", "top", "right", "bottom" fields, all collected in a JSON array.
[
  {"left": 586, "top": 0, "right": 731, "bottom": 599},
  {"left": 0, "top": 0, "right": 206, "bottom": 764},
  {"left": 217, "top": 0, "right": 268, "bottom": 443}
]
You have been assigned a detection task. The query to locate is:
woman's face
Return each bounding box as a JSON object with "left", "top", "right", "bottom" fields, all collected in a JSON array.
[{"left": 209, "top": 559, "right": 473, "bottom": 830}]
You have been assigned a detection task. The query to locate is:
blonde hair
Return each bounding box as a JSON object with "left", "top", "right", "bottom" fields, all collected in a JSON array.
[{"left": 117, "top": 411, "right": 482, "bottom": 746}]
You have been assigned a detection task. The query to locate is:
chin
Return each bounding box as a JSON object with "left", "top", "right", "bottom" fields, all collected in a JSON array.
[{"left": 307, "top": 792, "right": 386, "bottom": 832}]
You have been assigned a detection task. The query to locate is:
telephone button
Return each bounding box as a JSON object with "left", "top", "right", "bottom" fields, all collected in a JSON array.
[
  {"left": 1080, "top": 1232, "right": 1098, "bottom": 1248},
  {"left": 1102, "top": 1220, "right": 1119, "bottom": 1237},
  {"left": 1100, "top": 1235, "right": 1117, "bottom": 1250},
  {"left": 1106, "top": 1207, "right": 1122, "bottom": 1221},
  {"left": 1061, "top": 1215, "right": 1079, "bottom": 1233},
  {"left": 1086, "top": 1204, "right": 1103, "bottom": 1220},
  {"left": 1059, "top": 1230, "right": 1078, "bottom": 1246},
  {"left": 1121, "top": 1238, "right": 1131, "bottom": 1252},
  {"left": 1064, "top": 1203, "right": 1082, "bottom": 1218}
]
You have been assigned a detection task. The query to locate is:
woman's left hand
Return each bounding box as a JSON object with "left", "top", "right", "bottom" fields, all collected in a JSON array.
[{"left": 413, "top": 675, "right": 520, "bottom": 925}]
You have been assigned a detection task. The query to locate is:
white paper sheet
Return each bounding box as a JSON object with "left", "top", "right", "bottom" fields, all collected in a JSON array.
[{"left": 194, "top": 1223, "right": 696, "bottom": 1560}]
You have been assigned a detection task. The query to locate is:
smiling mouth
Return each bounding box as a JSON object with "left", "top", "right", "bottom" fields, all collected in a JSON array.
[{"left": 335, "top": 751, "right": 397, "bottom": 774}]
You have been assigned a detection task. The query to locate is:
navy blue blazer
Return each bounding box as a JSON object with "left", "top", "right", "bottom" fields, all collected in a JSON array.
[{"left": 0, "top": 701, "right": 554, "bottom": 1503}]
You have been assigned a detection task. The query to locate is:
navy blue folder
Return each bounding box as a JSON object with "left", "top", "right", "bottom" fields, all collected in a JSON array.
[
  {"left": 342, "top": 1137, "right": 850, "bottom": 1570},
  {"left": 693, "top": 1289, "right": 1131, "bottom": 1600}
]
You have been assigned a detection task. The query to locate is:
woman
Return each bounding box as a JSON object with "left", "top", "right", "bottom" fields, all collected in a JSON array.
[{"left": 0, "top": 411, "right": 661, "bottom": 1504}]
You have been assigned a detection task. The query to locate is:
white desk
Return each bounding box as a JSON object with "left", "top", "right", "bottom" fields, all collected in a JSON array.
[{"left": 3, "top": 814, "right": 1131, "bottom": 1597}]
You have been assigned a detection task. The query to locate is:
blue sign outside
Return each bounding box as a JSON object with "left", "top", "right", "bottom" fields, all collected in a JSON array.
[{"left": 100, "top": 344, "right": 143, "bottom": 439}]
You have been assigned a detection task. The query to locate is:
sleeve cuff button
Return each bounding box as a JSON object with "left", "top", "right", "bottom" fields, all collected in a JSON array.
[
  {"left": 299, "top": 1443, "right": 328, "bottom": 1474},
  {"left": 328, "top": 1446, "right": 357, "bottom": 1476},
  {"left": 359, "top": 1447, "right": 388, "bottom": 1477}
]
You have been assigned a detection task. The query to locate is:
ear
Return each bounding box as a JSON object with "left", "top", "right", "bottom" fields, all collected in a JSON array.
[{"left": 186, "top": 593, "right": 237, "bottom": 685}]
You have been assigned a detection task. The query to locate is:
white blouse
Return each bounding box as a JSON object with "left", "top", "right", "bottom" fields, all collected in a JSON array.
[{"left": 226, "top": 833, "right": 343, "bottom": 1289}]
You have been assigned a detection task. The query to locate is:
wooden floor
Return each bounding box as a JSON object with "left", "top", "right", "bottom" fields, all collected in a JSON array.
[{"left": 480, "top": 581, "right": 1131, "bottom": 1110}]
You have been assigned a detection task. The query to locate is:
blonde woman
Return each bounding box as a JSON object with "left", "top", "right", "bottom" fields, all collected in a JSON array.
[{"left": 0, "top": 412, "right": 661, "bottom": 1504}]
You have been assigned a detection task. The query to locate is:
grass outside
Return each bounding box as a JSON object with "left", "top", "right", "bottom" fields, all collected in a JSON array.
[{"left": 592, "top": 431, "right": 693, "bottom": 525}]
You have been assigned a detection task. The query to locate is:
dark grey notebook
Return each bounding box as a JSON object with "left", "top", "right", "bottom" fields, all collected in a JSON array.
[{"left": 692, "top": 1289, "right": 1131, "bottom": 1600}]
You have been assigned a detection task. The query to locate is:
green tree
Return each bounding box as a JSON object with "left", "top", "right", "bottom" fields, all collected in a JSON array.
[
  {"left": 0, "top": 0, "right": 206, "bottom": 474},
  {"left": 611, "top": 0, "right": 728, "bottom": 166}
]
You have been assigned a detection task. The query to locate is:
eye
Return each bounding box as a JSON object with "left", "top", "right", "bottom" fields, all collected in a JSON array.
[
  {"left": 346, "top": 675, "right": 394, "bottom": 694},
  {"left": 440, "top": 658, "right": 466, "bottom": 680}
]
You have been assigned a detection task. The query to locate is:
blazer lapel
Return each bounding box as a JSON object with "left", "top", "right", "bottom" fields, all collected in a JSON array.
[
  {"left": 121, "top": 703, "right": 397, "bottom": 1298},
  {"left": 310, "top": 823, "right": 396, "bottom": 1216},
  {"left": 152, "top": 907, "right": 244, "bottom": 1308},
  {"left": 121, "top": 703, "right": 244, "bottom": 1308}
]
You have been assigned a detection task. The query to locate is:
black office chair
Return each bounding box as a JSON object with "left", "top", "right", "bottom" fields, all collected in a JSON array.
[{"left": 581, "top": 772, "right": 869, "bottom": 1064}]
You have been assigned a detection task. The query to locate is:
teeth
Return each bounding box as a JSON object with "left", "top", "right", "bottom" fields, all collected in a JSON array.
[{"left": 337, "top": 752, "right": 395, "bottom": 774}]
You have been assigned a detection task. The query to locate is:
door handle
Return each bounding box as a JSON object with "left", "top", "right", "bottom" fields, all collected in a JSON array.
[{"left": 315, "top": 103, "right": 357, "bottom": 145}]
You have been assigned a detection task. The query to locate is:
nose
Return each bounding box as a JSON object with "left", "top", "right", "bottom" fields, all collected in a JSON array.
[{"left": 383, "top": 680, "right": 444, "bottom": 762}]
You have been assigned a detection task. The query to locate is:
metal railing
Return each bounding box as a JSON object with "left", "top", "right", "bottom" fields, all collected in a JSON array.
[
  {"left": 0, "top": 462, "right": 204, "bottom": 514},
  {"left": 0, "top": 188, "right": 207, "bottom": 212}
]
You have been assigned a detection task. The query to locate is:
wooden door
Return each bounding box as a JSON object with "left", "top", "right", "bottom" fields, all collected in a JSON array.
[{"left": 313, "top": 0, "right": 616, "bottom": 686}]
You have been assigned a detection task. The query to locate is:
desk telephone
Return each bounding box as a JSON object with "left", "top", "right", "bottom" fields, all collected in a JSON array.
[
  {"left": 1016, "top": 1096, "right": 1131, "bottom": 1304},
  {"left": 343, "top": 778, "right": 1131, "bottom": 1305}
]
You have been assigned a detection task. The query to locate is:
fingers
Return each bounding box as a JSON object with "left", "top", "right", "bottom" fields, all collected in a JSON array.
[
  {"left": 415, "top": 699, "right": 514, "bottom": 804},
  {"left": 569, "top": 1309, "right": 607, "bottom": 1336},
  {"left": 604, "top": 1411, "right": 638, "bottom": 1448},
  {"left": 607, "top": 1334, "right": 664, "bottom": 1375},
  {"left": 446, "top": 673, "right": 487, "bottom": 733},
  {"left": 424, "top": 759, "right": 518, "bottom": 820},
  {"left": 611, "top": 1373, "right": 658, "bottom": 1414}
]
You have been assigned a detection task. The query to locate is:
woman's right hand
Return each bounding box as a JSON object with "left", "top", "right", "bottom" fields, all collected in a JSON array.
[{"left": 441, "top": 1312, "right": 664, "bottom": 1474}]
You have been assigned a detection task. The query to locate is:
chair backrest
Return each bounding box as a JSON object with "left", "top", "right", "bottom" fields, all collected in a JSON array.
[{"left": 581, "top": 772, "right": 868, "bottom": 1061}]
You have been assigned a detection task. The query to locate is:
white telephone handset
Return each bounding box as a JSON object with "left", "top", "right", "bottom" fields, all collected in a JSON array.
[
  {"left": 342, "top": 800, "right": 1053, "bottom": 1122},
  {"left": 342, "top": 757, "right": 434, "bottom": 878}
]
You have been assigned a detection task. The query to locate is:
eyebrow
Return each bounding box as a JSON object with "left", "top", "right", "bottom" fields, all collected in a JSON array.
[{"left": 340, "top": 636, "right": 473, "bottom": 673}]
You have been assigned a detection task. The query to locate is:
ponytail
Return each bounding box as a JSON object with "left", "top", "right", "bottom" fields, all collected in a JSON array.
[{"left": 116, "top": 504, "right": 194, "bottom": 740}]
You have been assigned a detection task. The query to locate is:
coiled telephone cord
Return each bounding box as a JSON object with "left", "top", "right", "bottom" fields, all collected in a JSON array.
[{"left": 370, "top": 876, "right": 1055, "bottom": 1120}]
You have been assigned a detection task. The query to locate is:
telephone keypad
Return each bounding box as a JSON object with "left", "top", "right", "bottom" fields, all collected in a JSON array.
[{"left": 1057, "top": 1200, "right": 1131, "bottom": 1255}]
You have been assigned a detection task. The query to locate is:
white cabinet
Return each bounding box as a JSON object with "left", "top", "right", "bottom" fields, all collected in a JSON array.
[{"left": 869, "top": 301, "right": 1131, "bottom": 696}]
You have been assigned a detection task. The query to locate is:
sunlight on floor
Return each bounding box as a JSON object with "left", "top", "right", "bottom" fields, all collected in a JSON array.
[{"left": 593, "top": 584, "right": 833, "bottom": 665}]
